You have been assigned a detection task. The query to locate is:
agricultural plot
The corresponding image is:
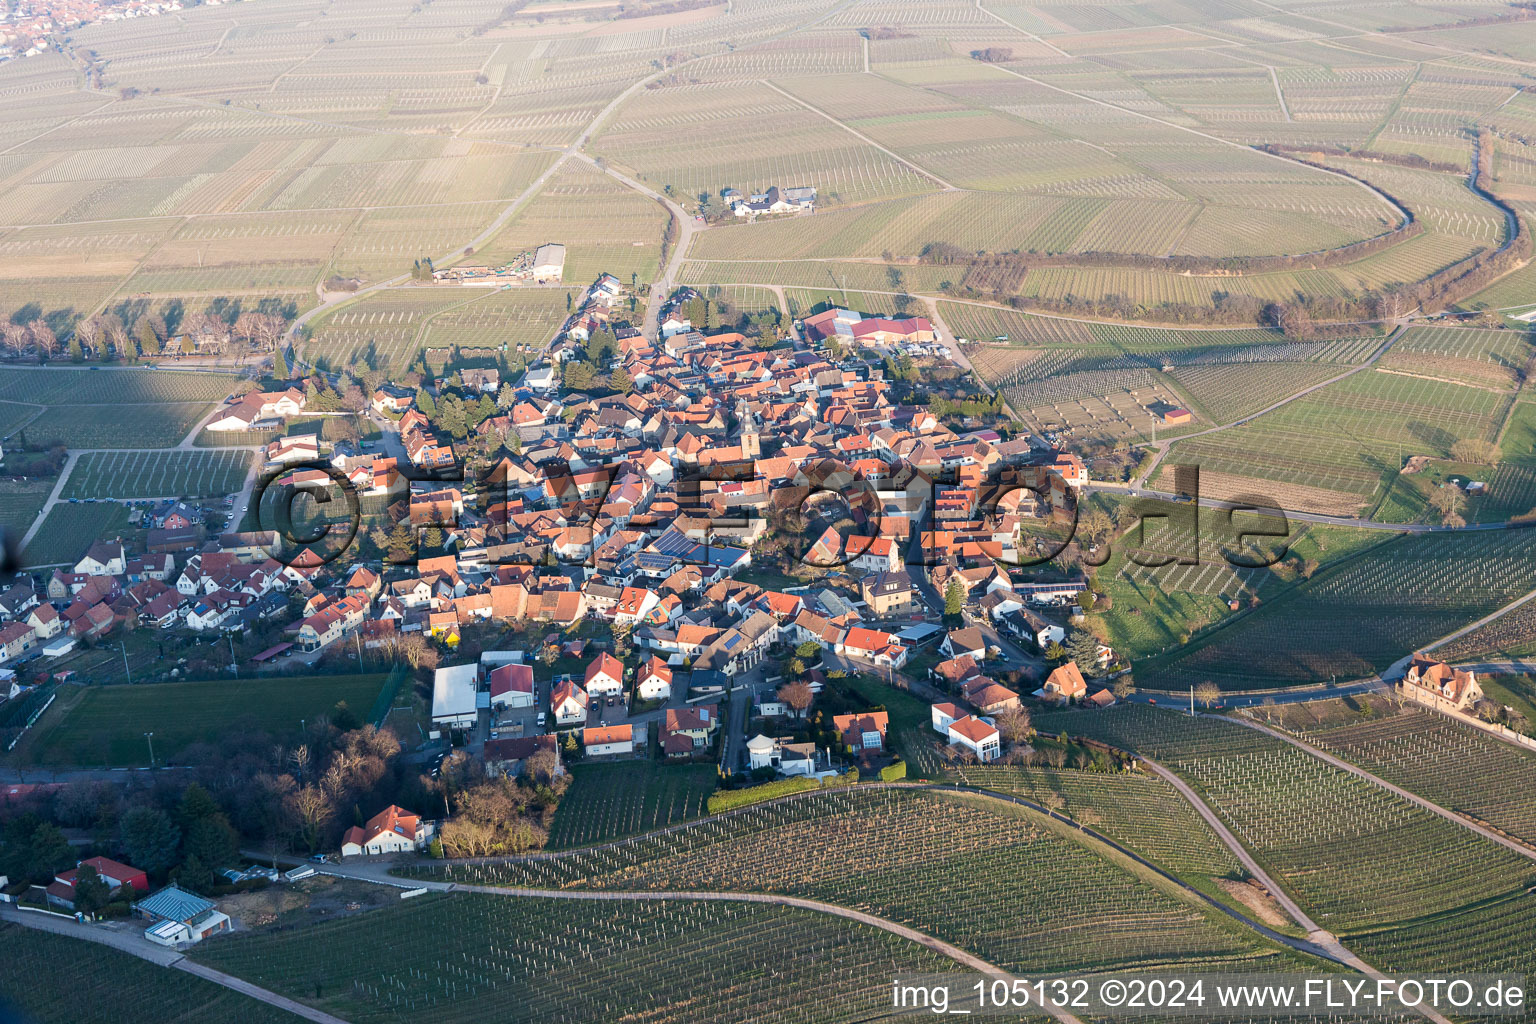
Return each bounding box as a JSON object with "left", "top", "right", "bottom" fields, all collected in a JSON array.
[
  {"left": 784, "top": 287, "right": 911, "bottom": 319},
  {"left": 415, "top": 289, "right": 577, "bottom": 354},
  {"left": 0, "top": 477, "right": 53, "bottom": 542},
  {"left": 546, "top": 761, "right": 718, "bottom": 850},
  {"left": 1089, "top": 502, "right": 1386, "bottom": 661},
  {"left": 1034, "top": 707, "right": 1535, "bottom": 929},
  {"left": 301, "top": 289, "right": 503, "bottom": 372},
  {"left": 1350, "top": 890, "right": 1536, "bottom": 1008},
  {"left": 1379, "top": 325, "right": 1532, "bottom": 389},
  {"left": 946, "top": 765, "right": 1240, "bottom": 879},
  {"left": 19, "top": 501, "right": 133, "bottom": 568},
  {"left": 680, "top": 258, "right": 953, "bottom": 292},
  {"left": 434, "top": 788, "right": 1288, "bottom": 976},
  {"left": 195, "top": 892, "right": 965, "bottom": 1024},
  {"left": 1161, "top": 369, "right": 1510, "bottom": 515},
  {"left": 1002, "top": 369, "right": 1197, "bottom": 442},
  {"left": 1168, "top": 362, "right": 1347, "bottom": 425},
  {"left": 25, "top": 674, "right": 388, "bottom": 766},
  {"left": 592, "top": 80, "right": 940, "bottom": 209},
  {"left": 0, "top": 367, "right": 240, "bottom": 405},
  {"left": 62, "top": 449, "right": 252, "bottom": 500},
  {"left": 474, "top": 160, "right": 667, "bottom": 287},
  {"left": 0, "top": 923, "right": 305, "bottom": 1024},
  {"left": 1132, "top": 529, "right": 1536, "bottom": 688},
  {"left": 1264, "top": 697, "right": 1536, "bottom": 847},
  {"left": 25, "top": 403, "right": 216, "bottom": 449}
]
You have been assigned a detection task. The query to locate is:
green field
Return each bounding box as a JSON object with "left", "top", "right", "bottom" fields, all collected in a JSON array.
[
  {"left": 194, "top": 892, "right": 960, "bottom": 1024},
  {"left": 26, "top": 674, "right": 389, "bottom": 766},
  {"left": 63, "top": 449, "right": 252, "bottom": 499},
  {"left": 19, "top": 500, "right": 134, "bottom": 567},
  {"left": 547, "top": 760, "right": 718, "bottom": 849},
  {"left": 1162, "top": 368, "right": 1511, "bottom": 516},
  {"left": 946, "top": 765, "right": 1240, "bottom": 881},
  {"left": 0, "top": 923, "right": 306, "bottom": 1024}
]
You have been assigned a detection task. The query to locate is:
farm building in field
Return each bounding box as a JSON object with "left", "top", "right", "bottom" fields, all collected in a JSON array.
[
  {"left": 1149, "top": 401, "right": 1192, "bottom": 426},
  {"left": 532, "top": 243, "right": 565, "bottom": 283}
]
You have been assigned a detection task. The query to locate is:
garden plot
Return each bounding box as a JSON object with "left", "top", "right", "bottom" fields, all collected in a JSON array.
[{"left": 62, "top": 449, "right": 253, "bottom": 500}]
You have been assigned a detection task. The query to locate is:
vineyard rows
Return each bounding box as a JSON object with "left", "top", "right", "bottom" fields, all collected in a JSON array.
[
  {"left": 425, "top": 788, "right": 1275, "bottom": 976},
  {"left": 196, "top": 893, "right": 954, "bottom": 1024}
]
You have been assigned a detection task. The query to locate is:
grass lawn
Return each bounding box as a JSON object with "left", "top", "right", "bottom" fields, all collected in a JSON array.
[
  {"left": 1481, "top": 674, "right": 1536, "bottom": 729},
  {"left": 547, "top": 760, "right": 717, "bottom": 849},
  {"left": 25, "top": 674, "right": 389, "bottom": 766}
]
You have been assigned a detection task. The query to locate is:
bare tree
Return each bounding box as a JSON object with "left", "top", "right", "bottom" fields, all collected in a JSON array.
[
  {"left": 1112, "top": 676, "right": 1135, "bottom": 700},
  {"left": 1429, "top": 483, "right": 1467, "bottom": 525},
  {"left": 103, "top": 315, "right": 128, "bottom": 357},
  {"left": 1194, "top": 681, "right": 1221, "bottom": 709},
  {"left": 284, "top": 784, "right": 334, "bottom": 853},
  {"left": 73, "top": 315, "right": 101, "bottom": 356},
  {"left": 0, "top": 322, "right": 27, "bottom": 358},
  {"left": 777, "top": 680, "right": 814, "bottom": 718},
  {"left": 27, "top": 319, "right": 57, "bottom": 358}
]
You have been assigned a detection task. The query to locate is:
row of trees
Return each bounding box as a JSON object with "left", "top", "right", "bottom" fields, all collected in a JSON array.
[{"left": 0, "top": 309, "right": 287, "bottom": 362}]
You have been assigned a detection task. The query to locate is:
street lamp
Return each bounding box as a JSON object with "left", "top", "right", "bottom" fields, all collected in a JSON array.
[{"left": 144, "top": 732, "right": 155, "bottom": 768}]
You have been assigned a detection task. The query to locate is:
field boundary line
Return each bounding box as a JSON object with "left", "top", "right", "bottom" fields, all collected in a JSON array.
[
  {"left": 758, "top": 79, "right": 958, "bottom": 191},
  {"left": 977, "top": 61, "right": 1410, "bottom": 226},
  {"left": 1131, "top": 326, "right": 1403, "bottom": 486},
  {"left": 973, "top": 0, "right": 1072, "bottom": 59}
]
